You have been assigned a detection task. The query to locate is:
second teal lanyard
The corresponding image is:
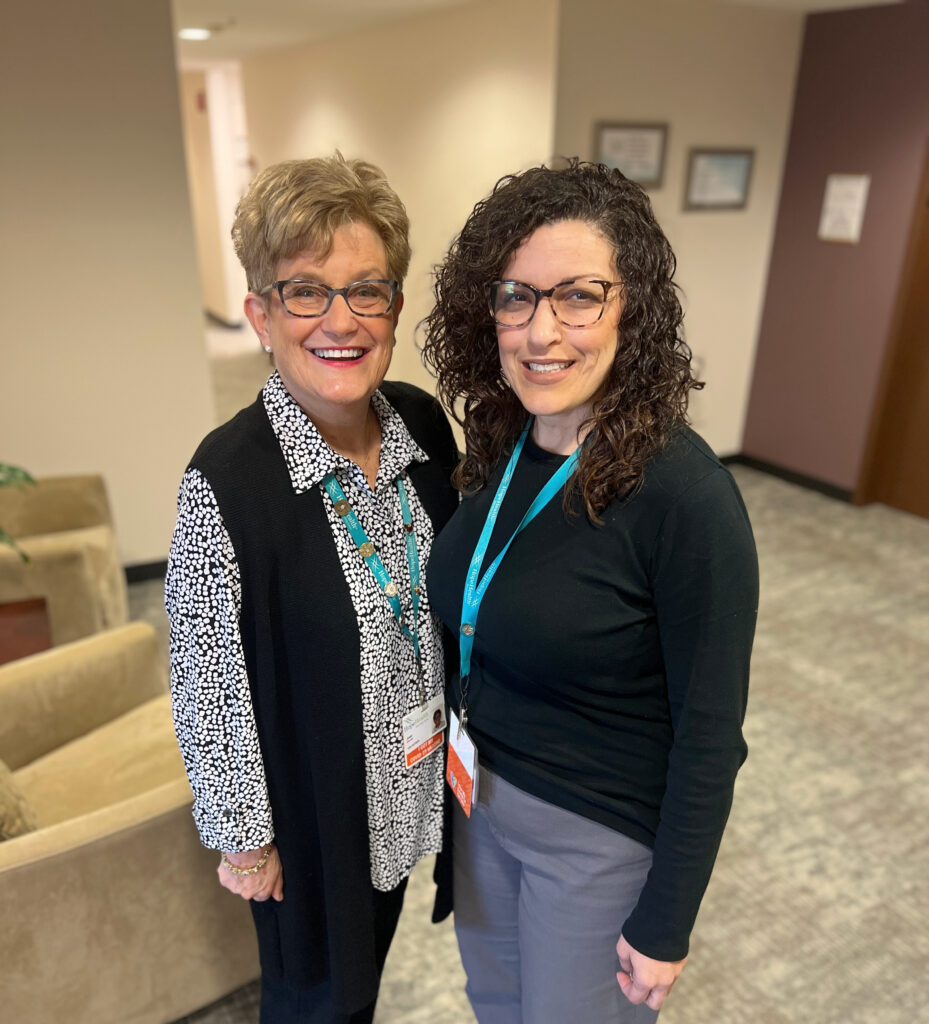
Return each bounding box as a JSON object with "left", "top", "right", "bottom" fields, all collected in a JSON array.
[{"left": 457, "top": 421, "right": 581, "bottom": 730}]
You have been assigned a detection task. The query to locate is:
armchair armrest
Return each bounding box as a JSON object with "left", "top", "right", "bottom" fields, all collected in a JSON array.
[
  {"left": 0, "top": 778, "right": 259, "bottom": 1024},
  {"left": 0, "top": 622, "right": 167, "bottom": 769}
]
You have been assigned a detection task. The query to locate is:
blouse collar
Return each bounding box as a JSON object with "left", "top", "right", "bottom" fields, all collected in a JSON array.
[{"left": 261, "top": 370, "right": 429, "bottom": 494}]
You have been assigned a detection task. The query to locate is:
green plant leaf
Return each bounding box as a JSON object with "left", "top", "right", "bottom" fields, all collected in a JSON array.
[
  {"left": 0, "top": 527, "right": 30, "bottom": 563},
  {"left": 0, "top": 464, "right": 36, "bottom": 489}
]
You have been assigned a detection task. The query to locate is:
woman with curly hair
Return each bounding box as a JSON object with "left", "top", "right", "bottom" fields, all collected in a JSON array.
[{"left": 424, "top": 160, "right": 758, "bottom": 1022}]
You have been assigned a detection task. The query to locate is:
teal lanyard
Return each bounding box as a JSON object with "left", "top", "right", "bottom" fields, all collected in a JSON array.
[
  {"left": 457, "top": 422, "right": 581, "bottom": 729},
  {"left": 322, "top": 472, "right": 425, "bottom": 701}
]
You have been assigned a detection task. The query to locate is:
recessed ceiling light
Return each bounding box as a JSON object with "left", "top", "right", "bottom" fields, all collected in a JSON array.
[{"left": 178, "top": 27, "right": 212, "bottom": 41}]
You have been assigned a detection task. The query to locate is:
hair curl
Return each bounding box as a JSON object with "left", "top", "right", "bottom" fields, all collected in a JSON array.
[
  {"left": 421, "top": 159, "right": 702, "bottom": 520},
  {"left": 232, "top": 153, "right": 411, "bottom": 294}
]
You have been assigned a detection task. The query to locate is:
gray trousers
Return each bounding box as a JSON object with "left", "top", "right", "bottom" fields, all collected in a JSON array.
[{"left": 453, "top": 767, "right": 660, "bottom": 1024}]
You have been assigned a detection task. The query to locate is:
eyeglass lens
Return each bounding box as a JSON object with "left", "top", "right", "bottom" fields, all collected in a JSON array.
[
  {"left": 490, "top": 279, "right": 609, "bottom": 327},
  {"left": 280, "top": 280, "right": 394, "bottom": 317}
]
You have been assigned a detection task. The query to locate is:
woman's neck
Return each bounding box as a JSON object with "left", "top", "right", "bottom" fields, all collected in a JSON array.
[
  {"left": 309, "top": 402, "right": 381, "bottom": 488},
  {"left": 530, "top": 407, "right": 592, "bottom": 456}
]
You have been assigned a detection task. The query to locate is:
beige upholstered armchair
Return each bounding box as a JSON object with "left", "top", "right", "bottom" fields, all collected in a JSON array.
[
  {"left": 0, "top": 474, "right": 129, "bottom": 648},
  {"left": 0, "top": 622, "right": 259, "bottom": 1023}
]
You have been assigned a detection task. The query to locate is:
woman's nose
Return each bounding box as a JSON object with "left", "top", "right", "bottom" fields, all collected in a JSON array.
[
  {"left": 323, "top": 293, "right": 358, "bottom": 333},
  {"left": 527, "top": 296, "right": 560, "bottom": 345}
]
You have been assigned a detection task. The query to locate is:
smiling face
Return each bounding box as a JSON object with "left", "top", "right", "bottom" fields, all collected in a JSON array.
[
  {"left": 496, "top": 219, "right": 623, "bottom": 454},
  {"left": 244, "top": 220, "right": 402, "bottom": 425}
]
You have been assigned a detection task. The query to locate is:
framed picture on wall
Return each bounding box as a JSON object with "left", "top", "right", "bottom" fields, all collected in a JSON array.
[
  {"left": 684, "top": 148, "right": 754, "bottom": 210},
  {"left": 594, "top": 122, "right": 667, "bottom": 188}
]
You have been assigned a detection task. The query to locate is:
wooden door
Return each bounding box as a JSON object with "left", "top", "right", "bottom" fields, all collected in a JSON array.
[{"left": 857, "top": 146, "right": 929, "bottom": 517}]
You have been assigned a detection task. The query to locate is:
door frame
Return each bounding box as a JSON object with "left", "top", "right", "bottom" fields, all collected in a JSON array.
[{"left": 855, "top": 140, "right": 929, "bottom": 507}]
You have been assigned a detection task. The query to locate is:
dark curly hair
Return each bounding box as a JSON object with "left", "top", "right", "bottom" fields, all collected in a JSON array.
[{"left": 421, "top": 159, "right": 702, "bottom": 521}]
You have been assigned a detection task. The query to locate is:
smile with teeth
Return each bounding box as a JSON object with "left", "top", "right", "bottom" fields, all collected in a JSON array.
[
  {"left": 526, "top": 360, "right": 574, "bottom": 373},
  {"left": 313, "top": 348, "right": 366, "bottom": 360}
]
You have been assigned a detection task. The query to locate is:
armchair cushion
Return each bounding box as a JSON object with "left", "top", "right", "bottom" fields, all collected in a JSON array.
[
  {"left": 14, "top": 694, "right": 185, "bottom": 827},
  {"left": 0, "top": 474, "right": 113, "bottom": 539},
  {"left": 0, "top": 622, "right": 166, "bottom": 770},
  {"left": 0, "top": 756, "right": 37, "bottom": 841}
]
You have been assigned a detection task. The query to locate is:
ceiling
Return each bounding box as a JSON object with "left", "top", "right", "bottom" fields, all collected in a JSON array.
[
  {"left": 171, "top": 0, "right": 475, "bottom": 62},
  {"left": 172, "top": 0, "right": 906, "bottom": 63}
]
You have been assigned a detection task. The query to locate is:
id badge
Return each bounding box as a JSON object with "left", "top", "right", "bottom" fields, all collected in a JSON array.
[
  {"left": 401, "top": 693, "right": 446, "bottom": 768},
  {"left": 446, "top": 709, "right": 478, "bottom": 817}
]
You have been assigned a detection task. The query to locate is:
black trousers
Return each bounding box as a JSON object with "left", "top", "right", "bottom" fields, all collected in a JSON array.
[{"left": 259, "top": 878, "right": 407, "bottom": 1024}]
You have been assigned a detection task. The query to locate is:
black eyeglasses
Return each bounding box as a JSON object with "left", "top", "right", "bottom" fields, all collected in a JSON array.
[
  {"left": 487, "top": 278, "right": 622, "bottom": 328},
  {"left": 261, "top": 279, "right": 399, "bottom": 318}
]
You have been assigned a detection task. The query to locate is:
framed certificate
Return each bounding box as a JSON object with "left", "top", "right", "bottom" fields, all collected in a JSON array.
[
  {"left": 684, "top": 148, "right": 754, "bottom": 211},
  {"left": 594, "top": 122, "right": 668, "bottom": 189}
]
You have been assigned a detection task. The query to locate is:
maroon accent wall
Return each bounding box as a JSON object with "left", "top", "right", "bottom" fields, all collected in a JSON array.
[{"left": 741, "top": 3, "right": 929, "bottom": 491}]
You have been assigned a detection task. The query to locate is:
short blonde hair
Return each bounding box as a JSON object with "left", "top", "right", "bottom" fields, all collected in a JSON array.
[{"left": 232, "top": 154, "right": 411, "bottom": 293}]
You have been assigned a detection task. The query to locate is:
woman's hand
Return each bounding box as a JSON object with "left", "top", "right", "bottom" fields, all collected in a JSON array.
[
  {"left": 218, "top": 844, "right": 284, "bottom": 902},
  {"left": 615, "top": 933, "right": 686, "bottom": 1011}
]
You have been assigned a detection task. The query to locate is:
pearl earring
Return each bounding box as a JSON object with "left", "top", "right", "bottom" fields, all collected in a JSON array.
[{"left": 263, "top": 345, "right": 272, "bottom": 353}]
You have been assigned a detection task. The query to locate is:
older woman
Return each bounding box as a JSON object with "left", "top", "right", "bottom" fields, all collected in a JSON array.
[
  {"left": 166, "top": 155, "right": 458, "bottom": 1024},
  {"left": 423, "top": 160, "right": 759, "bottom": 1022}
]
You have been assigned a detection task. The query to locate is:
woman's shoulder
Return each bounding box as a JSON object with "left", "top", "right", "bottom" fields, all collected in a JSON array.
[
  {"left": 637, "top": 426, "right": 741, "bottom": 510},
  {"left": 379, "top": 379, "right": 442, "bottom": 418},
  {"left": 379, "top": 380, "right": 457, "bottom": 459},
  {"left": 187, "top": 395, "right": 273, "bottom": 476},
  {"left": 658, "top": 424, "right": 726, "bottom": 473}
]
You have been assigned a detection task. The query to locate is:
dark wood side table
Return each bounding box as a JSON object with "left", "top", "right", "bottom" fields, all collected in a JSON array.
[{"left": 0, "top": 597, "right": 52, "bottom": 665}]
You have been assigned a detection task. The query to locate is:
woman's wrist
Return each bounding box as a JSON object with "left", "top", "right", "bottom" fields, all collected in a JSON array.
[{"left": 221, "top": 844, "right": 274, "bottom": 875}]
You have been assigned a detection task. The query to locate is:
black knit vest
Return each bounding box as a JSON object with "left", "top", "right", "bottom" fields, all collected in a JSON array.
[{"left": 188, "top": 381, "right": 459, "bottom": 1012}]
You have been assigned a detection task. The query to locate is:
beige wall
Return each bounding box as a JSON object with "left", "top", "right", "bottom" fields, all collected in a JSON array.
[
  {"left": 554, "top": 0, "right": 803, "bottom": 455},
  {"left": 179, "top": 66, "right": 251, "bottom": 327},
  {"left": 240, "top": 0, "right": 801, "bottom": 455},
  {"left": 0, "top": 0, "right": 215, "bottom": 564},
  {"left": 180, "top": 71, "right": 229, "bottom": 320},
  {"left": 240, "top": 0, "right": 559, "bottom": 401},
  {"left": 0, "top": 0, "right": 804, "bottom": 569}
]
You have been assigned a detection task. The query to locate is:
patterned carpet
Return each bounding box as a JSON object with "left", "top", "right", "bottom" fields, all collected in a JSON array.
[{"left": 135, "top": 337, "right": 929, "bottom": 1022}]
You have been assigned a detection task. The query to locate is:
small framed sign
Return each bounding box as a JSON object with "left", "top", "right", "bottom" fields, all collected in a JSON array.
[
  {"left": 817, "top": 174, "right": 870, "bottom": 244},
  {"left": 595, "top": 122, "right": 668, "bottom": 188},
  {"left": 684, "top": 148, "right": 754, "bottom": 211}
]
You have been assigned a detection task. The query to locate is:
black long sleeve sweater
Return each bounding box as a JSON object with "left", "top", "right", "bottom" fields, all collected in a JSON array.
[{"left": 428, "top": 426, "right": 758, "bottom": 961}]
